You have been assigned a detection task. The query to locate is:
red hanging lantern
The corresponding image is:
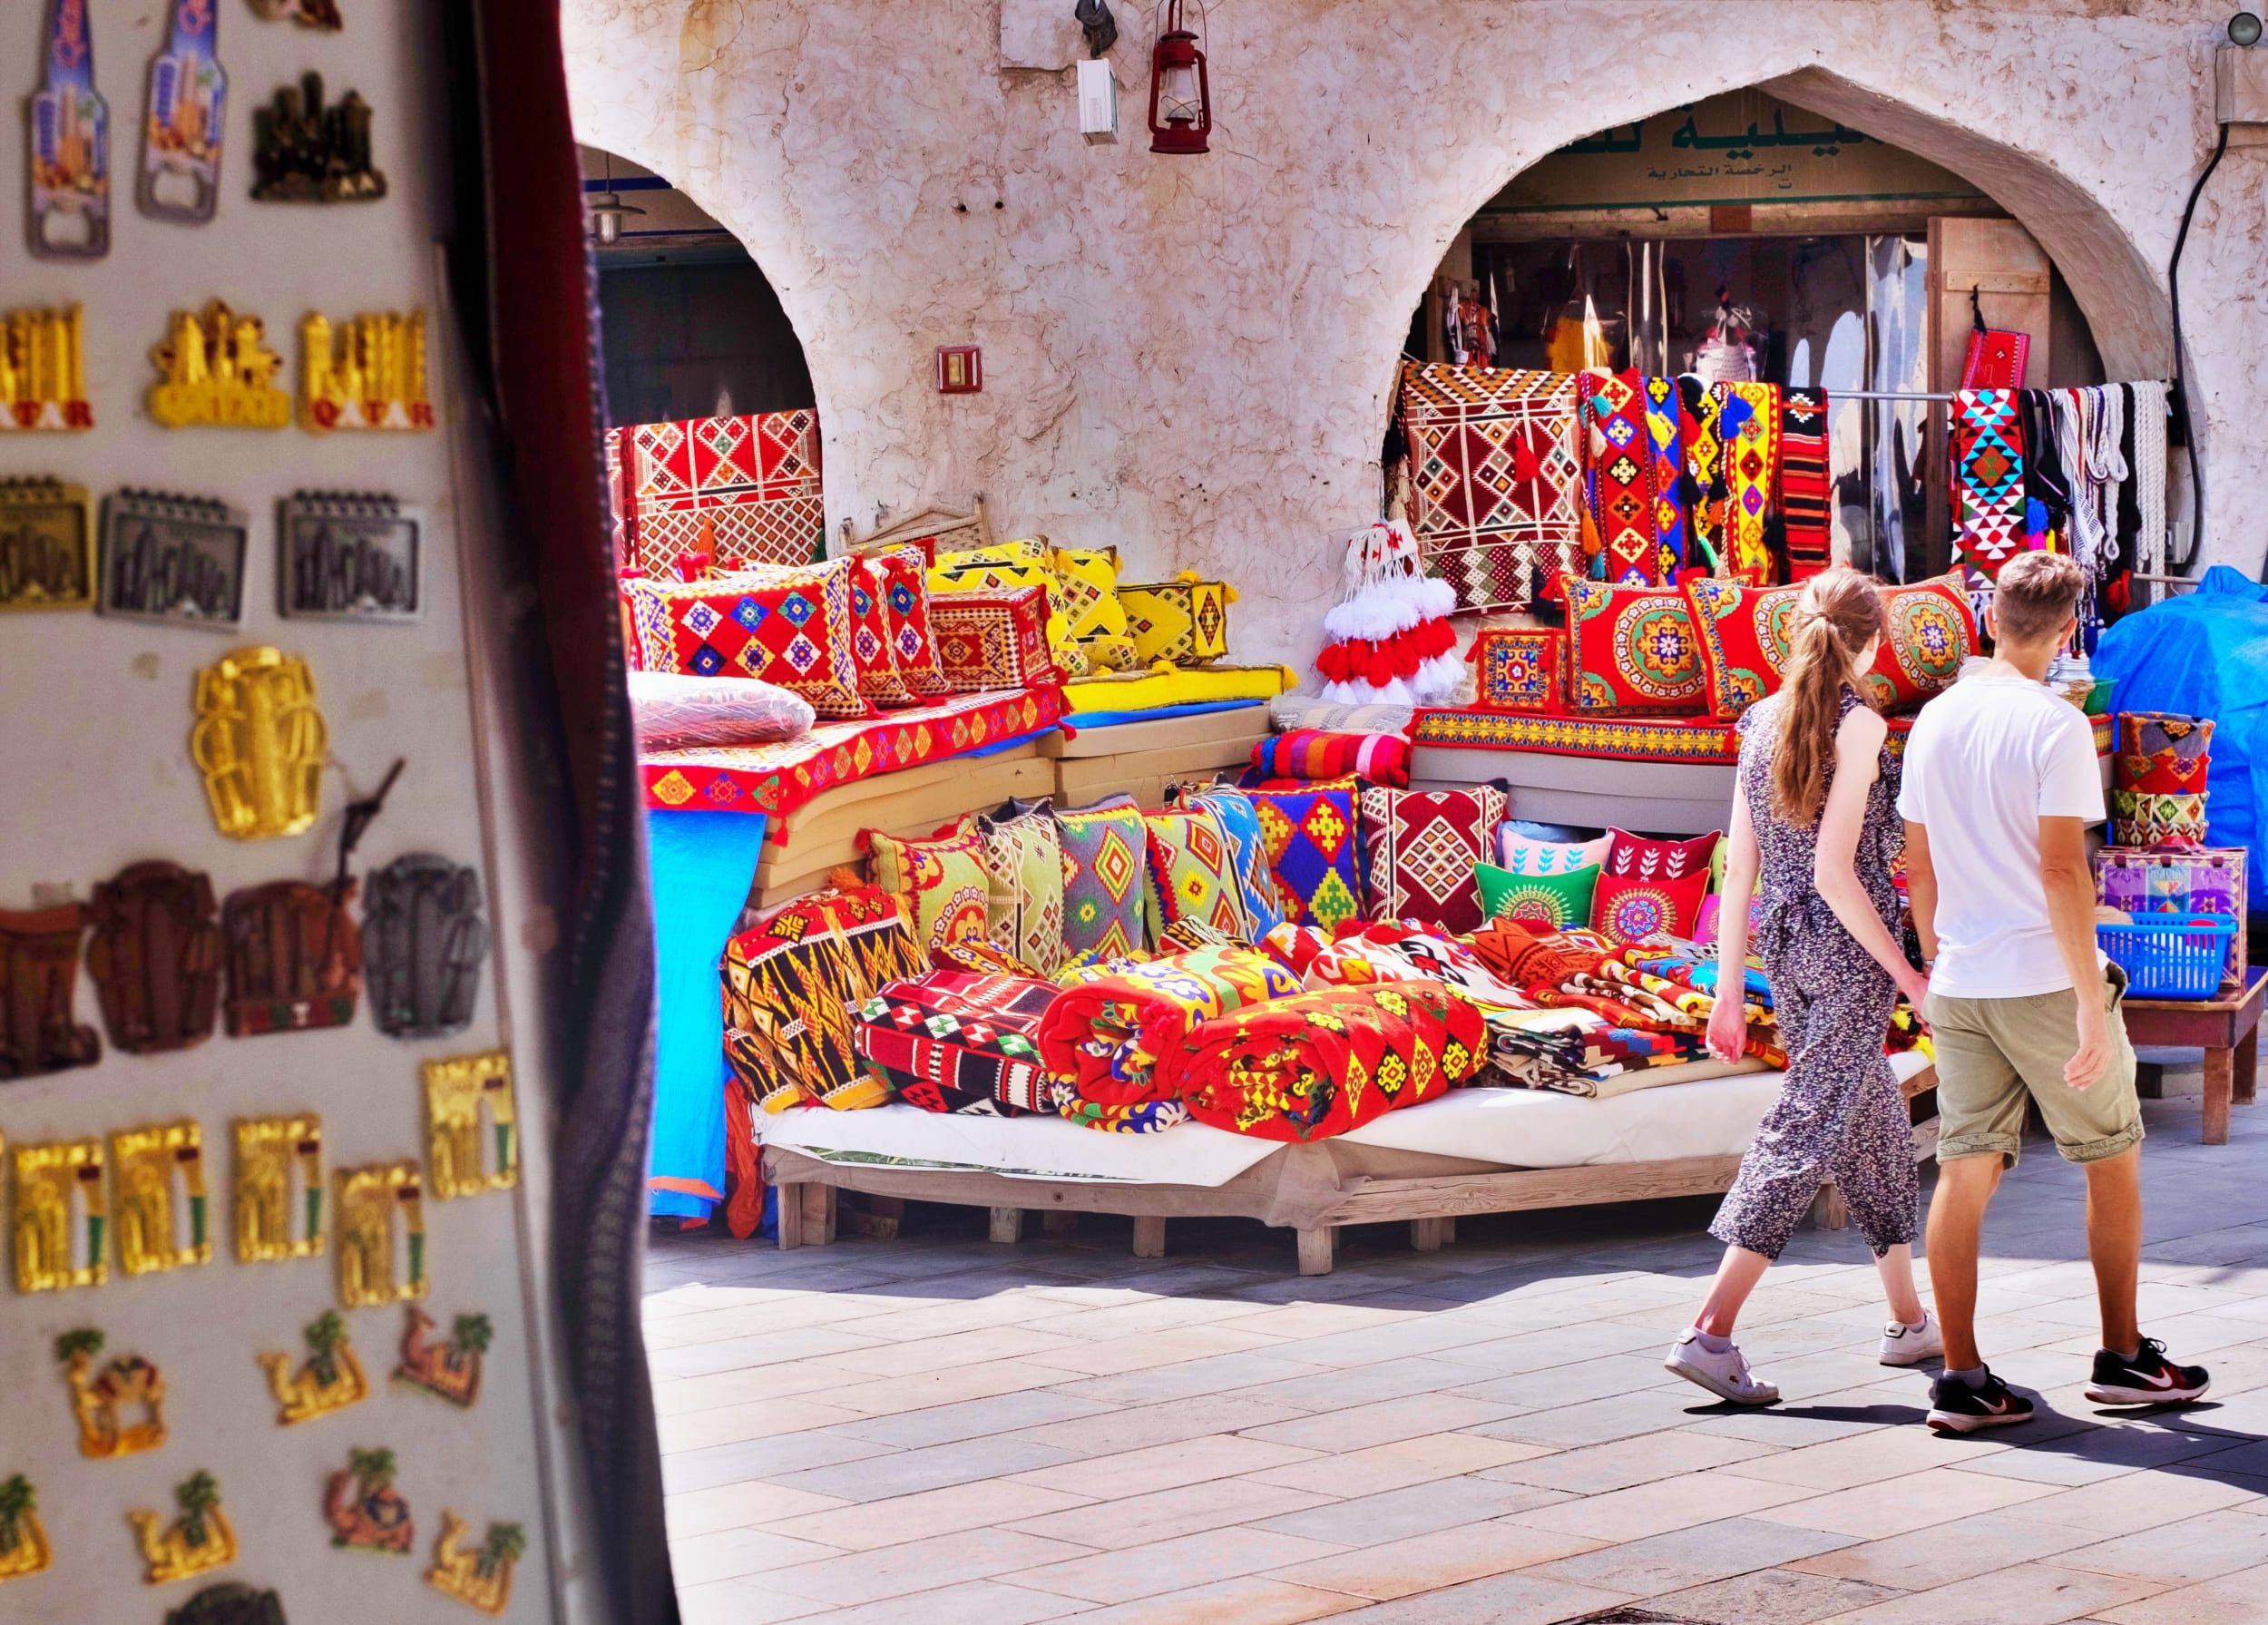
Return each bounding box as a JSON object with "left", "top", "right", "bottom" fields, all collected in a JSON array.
[{"left": 1147, "top": 0, "right": 1211, "bottom": 155}]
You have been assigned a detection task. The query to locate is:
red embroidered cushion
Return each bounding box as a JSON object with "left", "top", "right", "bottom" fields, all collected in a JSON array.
[
  {"left": 1868, "top": 574, "right": 1978, "bottom": 713},
  {"left": 1357, "top": 783, "right": 1510, "bottom": 934},
  {"left": 931, "top": 585, "right": 1064, "bottom": 692},
  {"left": 1471, "top": 627, "right": 1564, "bottom": 713},
  {"left": 1564, "top": 580, "right": 1707, "bottom": 716},
  {"left": 1684, "top": 573, "right": 1977, "bottom": 721},
  {"left": 624, "top": 554, "right": 872, "bottom": 719},
  {"left": 1590, "top": 869, "right": 1710, "bottom": 946},
  {"left": 870, "top": 545, "right": 954, "bottom": 699},
  {"left": 1605, "top": 827, "right": 1720, "bottom": 886},
  {"left": 849, "top": 556, "right": 921, "bottom": 708}
]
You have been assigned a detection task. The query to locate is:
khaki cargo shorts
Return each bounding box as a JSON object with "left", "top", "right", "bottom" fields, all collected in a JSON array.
[{"left": 1927, "top": 964, "right": 2144, "bottom": 1168}]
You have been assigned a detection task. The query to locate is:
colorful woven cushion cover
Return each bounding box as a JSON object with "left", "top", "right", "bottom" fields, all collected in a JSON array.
[
  {"left": 1183, "top": 789, "right": 1284, "bottom": 937},
  {"left": 1050, "top": 544, "right": 1138, "bottom": 669},
  {"left": 869, "top": 544, "right": 954, "bottom": 699},
  {"left": 1241, "top": 781, "right": 1365, "bottom": 930},
  {"left": 1685, "top": 573, "right": 1974, "bottom": 720},
  {"left": 1357, "top": 783, "right": 1509, "bottom": 933},
  {"left": 1141, "top": 805, "right": 1255, "bottom": 945},
  {"left": 848, "top": 554, "right": 921, "bottom": 707},
  {"left": 1038, "top": 945, "right": 1298, "bottom": 1111},
  {"left": 1564, "top": 579, "right": 1706, "bottom": 715},
  {"left": 623, "top": 554, "right": 870, "bottom": 718},
  {"left": 1168, "top": 982, "right": 1487, "bottom": 1141},
  {"left": 930, "top": 584, "right": 1063, "bottom": 691},
  {"left": 1471, "top": 627, "right": 1564, "bottom": 712},
  {"left": 721, "top": 886, "right": 925, "bottom": 1114},
  {"left": 1399, "top": 362, "right": 1584, "bottom": 613},
  {"left": 1494, "top": 830, "right": 1610, "bottom": 876},
  {"left": 926, "top": 537, "right": 1083, "bottom": 671},
  {"left": 1120, "top": 573, "right": 1234, "bottom": 666},
  {"left": 866, "top": 824, "right": 992, "bottom": 963},
  {"left": 1052, "top": 795, "right": 1150, "bottom": 965},
  {"left": 1250, "top": 731, "right": 1413, "bottom": 788},
  {"left": 1592, "top": 827, "right": 1716, "bottom": 945},
  {"left": 1476, "top": 862, "right": 1600, "bottom": 929},
  {"left": 974, "top": 807, "right": 1066, "bottom": 974},
  {"left": 853, "top": 968, "right": 1058, "bottom": 1114}
]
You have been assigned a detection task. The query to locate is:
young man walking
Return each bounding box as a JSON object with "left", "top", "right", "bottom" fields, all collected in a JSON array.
[{"left": 1899, "top": 552, "right": 2209, "bottom": 1434}]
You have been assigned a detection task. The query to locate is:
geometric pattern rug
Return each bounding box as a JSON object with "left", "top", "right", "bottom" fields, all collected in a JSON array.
[
  {"left": 1401, "top": 362, "right": 1584, "bottom": 612},
  {"left": 610, "top": 408, "right": 826, "bottom": 577}
]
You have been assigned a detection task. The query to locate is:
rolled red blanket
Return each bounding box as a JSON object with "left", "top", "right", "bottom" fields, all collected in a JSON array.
[
  {"left": 1036, "top": 946, "right": 1299, "bottom": 1109},
  {"left": 1159, "top": 981, "right": 1487, "bottom": 1141}
]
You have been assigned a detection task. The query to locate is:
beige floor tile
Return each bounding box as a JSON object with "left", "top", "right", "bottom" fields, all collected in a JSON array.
[
  {"left": 1492, "top": 1429, "right": 1778, "bottom": 1494},
  {"left": 664, "top": 1479, "right": 854, "bottom": 1540},
  {"left": 656, "top": 1352, "right": 894, "bottom": 1417},
  {"left": 1007, "top": 1390, "right": 1312, "bottom": 1456},
  {"left": 796, "top": 1358, "right": 1078, "bottom": 1418},
  {"left": 657, "top": 1397, "right": 869, "bottom": 1454},
  {"left": 1786, "top": 1510, "right": 2098, "bottom": 1588},
  {"left": 2095, "top": 1561, "right": 2268, "bottom": 1625},
  {"left": 1012, "top": 1433, "right": 1323, "bottom": 1500},
  {"left": 1021, "top": 1326, "right": 1290, "bottom": 1376},
  {"left": 1246, "top": 1432, "right": 1553, "bottom": 1496},
  {"left": 1996, "top": 1469, "right": 2266, "bottom": 1533},
  {"left": 671, "top": 1577, "right": 832, "bottom": 1625},
  {"left": 1012, "top": 1527, "right": 1348, "bottom": 1604},
  {"left": 1240, "top": 1393, "right": 1523, "bottom": 1453},
  {"left": 1005, "top": 1476, "right": 1338, "bottom": 1550},
  {"left": 759, "top": 1527, "right": 1099, "bottom": 1607},
  {"left": 1265, "top": 1519, "right": 1607, "bottom": 1601},
  {"left": 1050, "top": 1575, "right": 1364, "bottom": 1625},
  {"left": 826, "top": 1324, "right": 1089, "bottom": 1379},
  {"left": 667, "top": 1527, "right": 852, "bottom": 1587},
  {"left": 1211, "top": 1302, "right": 1427, "bottom": 1340},
  {"left": 1653, "top": 1567, "right": 1901, "bottom": 1625},
  {"left": 836, "top": 1293, "right": 1090, "bottom": 1344},
  {"left": 758, "top": 1479, "right": 1093, "bottom": 1552},
  {"left": 1515, "top": 1467, "right": 1819, "bottom": 1543},
  {"left": 1036, "top": 1296, "right": 1290, "bottom": 1340},
  {"left": 800, "top": 1580, "right": 1089, "bottom": 1625},
  {"left": 2054, "top": 1507, "right": 2268, "bottom": 1588},
  {"left": 1811, "top": 1561, "right": 2162, "bottom": 1623},
  {"left": 1754, "top": 1466, "right": 2062, "bottom": 1541},
  {"left": 1725, "top": 1424, "right": 2009, "bottom": 1490}
]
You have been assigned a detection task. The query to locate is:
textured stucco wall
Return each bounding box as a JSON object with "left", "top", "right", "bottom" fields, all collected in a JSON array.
[{"left": 561, "top": 0, "right": 2263, "bottom": 667}]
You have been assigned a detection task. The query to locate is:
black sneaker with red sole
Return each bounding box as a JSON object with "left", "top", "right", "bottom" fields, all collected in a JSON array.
[
  {"left": 2086, "top": 1337, "right": 2211, "bottom": 1405},
  {"left": 1926, "top": 1367, "right": 2035, "bottom": 1434}
]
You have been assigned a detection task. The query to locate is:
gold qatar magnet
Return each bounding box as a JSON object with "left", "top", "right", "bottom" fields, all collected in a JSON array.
[
  {"left": 0, "top": 477, "right": 94, "bottom": 610},
  {"left": 148, "top": 300, "right": 289, "bottom": 430},
  {"left": 423, "top": 1050, "right": 517, "bottom": 1199},
  {"left": 426, "top": 1512, "right": 523, "bottom": 1616},
  {"left": 233, "top": 1114, "right": 324, "bottom": 1261},
  {"left": 0, "top": 1473, "right": 51, "bottom": 1581},
  {"left": 0, "top": 303, "right": 93, "bottom": 431},
  {"left": 302, "top": 309, "right": 433, "bottom": 432},
  {"left": 191, "top": 646, "right": 327, "bottom": 840},
  {"left": 258, "top": 1309, "right": 367, "bottom": 1425}
]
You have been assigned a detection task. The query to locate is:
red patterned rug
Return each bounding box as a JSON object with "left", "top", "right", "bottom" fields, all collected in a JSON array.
[
  {"left": 1401, "top": 362, "right": 1584, "bottom": 612},
  {"left": 611, "top": 409, "right": 826, "bottom": 576}
]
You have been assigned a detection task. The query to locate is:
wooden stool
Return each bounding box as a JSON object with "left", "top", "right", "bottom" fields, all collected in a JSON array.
[{"left": 2122, "top": 967, "right": 2265, "bottom": 1145}]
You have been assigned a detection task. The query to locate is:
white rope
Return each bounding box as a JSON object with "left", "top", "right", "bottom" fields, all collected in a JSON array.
[
  {"left": 2051, "top": 390, "right": 2100, "bottom": 569},
  {"left": 2083, "top": 385, "right": 2127, "bottom": 574},
  {"left": 2129, "top": 380, "right": 2169, "bottom": 579}
]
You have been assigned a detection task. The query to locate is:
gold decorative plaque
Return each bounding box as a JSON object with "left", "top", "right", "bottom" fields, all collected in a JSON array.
[
  {"left": 112, "top": 1120, "right": 210, "bottom": 1276},
  {"left": 336, "top": 1161, "right": 426, "bottom": 1309},
  {"left": 302, "top": 309, "right": 434, "bottom": 432},
  {"left": 190, "top": 646, "right": 327, "bottom": 840},
  {"left": 148, "top": 301, "right": 290, "bottom": 430},
  {"left": 14, "top": 1137, "right": 107, "bottom": 1292},
  {"left": 233, "top": 1114, "right": 326, "bottom": 1261},
  {"left": 423, "top": 1050, "right": 518, "bottom": 1199}
]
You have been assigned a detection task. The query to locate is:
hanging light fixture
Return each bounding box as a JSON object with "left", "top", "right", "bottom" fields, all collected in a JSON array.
[
  {"left": 1147, "top": 0, "right": 1211, "bottom": 155},
  {"left": 587, "top": 151, "right": 645, "bottom": 247}
]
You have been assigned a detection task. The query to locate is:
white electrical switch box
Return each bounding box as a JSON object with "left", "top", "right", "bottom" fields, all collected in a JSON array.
[{"left": 1078, "top": 59, "right": 1119, "bottom": 144}]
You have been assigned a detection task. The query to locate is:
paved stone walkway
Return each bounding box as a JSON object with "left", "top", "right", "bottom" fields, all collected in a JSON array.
[{"left": 649, "top": 1091, "right": 2268, "bottom": 1625}]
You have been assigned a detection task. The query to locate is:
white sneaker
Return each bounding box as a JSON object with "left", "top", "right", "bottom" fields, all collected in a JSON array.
[
  {"left": 1664, "top": 1327, "right": 1781, "bottom": 1405},
  {"left": 1879, "top": 1312, "right": 1944, "bottom": 1367}
]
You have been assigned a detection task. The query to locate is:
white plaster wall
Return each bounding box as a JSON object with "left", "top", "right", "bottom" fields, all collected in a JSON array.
[{"left": 562, "top": 0, "right": 2263, "bottom": 669}]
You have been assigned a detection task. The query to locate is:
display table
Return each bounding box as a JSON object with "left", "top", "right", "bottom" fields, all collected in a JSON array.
[{"left": 2125, "top": 966, "right": 2264, "bottom": 1145}]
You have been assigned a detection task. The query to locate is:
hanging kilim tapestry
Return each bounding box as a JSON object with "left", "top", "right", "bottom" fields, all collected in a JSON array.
[
  {"left": 1679, "top": 376, "right": 1725, "bottom": 568},
  {"left": 1642, "top": 375, "right": 1686, "bottom": 579},
  {"left": 613, "top": 410, "right": 825, "bottom": 577},
  {"left": 1399, "top": 362, "right": 1583, "bottom": 612},
  {"left": 1951, "top": 388, "right": 2027, "bottom": 599},
  {"left": 1778, "top": 388, "right": 1832, "bottom": 580},
  {"left": 1714, "top": 382, "right": 1780, "bottom": 586},
  {"left": 1581, "top": 369, "right": 1659, "bottom": 585}
]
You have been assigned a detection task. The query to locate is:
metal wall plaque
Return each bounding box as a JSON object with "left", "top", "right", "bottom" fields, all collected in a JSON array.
[
  {"left": 279, "top": 491, "right": 421, "bottom": 622},
  {"left": 220, "top": 879, "right": 360, "bottom": 1035},
  {"left": 0, "top": 477, "right": 94, "bottom": 610},
  {"left": 87, "top": 860, "right": 223, "bottom": 1053},
  {"left": 100, "top": 490, "right": 249, "bottom": 629},
  {"left": 0, "top": 904, "right": 100, "bottom": 1079},
  {"left": 363, "top": 854, "right": 483, "bottom": 1036}
]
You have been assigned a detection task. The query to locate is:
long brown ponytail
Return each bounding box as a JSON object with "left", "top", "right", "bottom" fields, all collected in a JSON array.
[{"left": 1769, "top": 567, "right": 1888, "bottom": 825}]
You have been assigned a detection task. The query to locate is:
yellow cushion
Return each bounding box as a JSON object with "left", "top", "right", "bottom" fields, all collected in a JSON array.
[
  {"left": 1060, "top": 662, "right": 1295, "bottom": 713},
  {"left": 929, "top": 539, "right": 1088, "bottom": 671},
  {"left": 865, "top": 824, "right": 991, "bottom": 963},
  {"left": 1049, "top": 545, "right": 1130, "bottom": 642}
]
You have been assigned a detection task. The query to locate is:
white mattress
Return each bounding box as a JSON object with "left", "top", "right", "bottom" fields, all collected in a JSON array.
[{"left": 757, "top": 1052, "right": 1931, "bottom": 1188}]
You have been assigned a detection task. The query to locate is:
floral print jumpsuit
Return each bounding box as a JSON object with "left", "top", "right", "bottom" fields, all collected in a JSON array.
[{"left": 1708, "top": 686, "right": 1917, "bottom": 1261}]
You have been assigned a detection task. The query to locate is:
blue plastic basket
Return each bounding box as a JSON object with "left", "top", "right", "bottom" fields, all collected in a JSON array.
[{"left": 2097, "top": 916, "right": 2237, "bottom": 1001}]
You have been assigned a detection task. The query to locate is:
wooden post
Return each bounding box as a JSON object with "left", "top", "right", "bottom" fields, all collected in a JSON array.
[
  {"left": 2236, "top": 1031, "right": 2258, "bottom": 1108},
  {"left": 989, "top": 1207, "right": 1025, "bottom": 1245},
  {"left": 1295, "top": 1226, "right": 1335, "bottom": 1277},
  {"left": 803, "top": 1183, "right": 837, "bottom": 1247},
  {"left": 776, "top": 1184, "right": 805, "bottom": 1250},
  {"left": 1411, "top": 1217, "right": 1451, "bottom": 1253},
  {"left": 1810, "top": 1184, "right": 1849, "bottom": 1231},
  {"left": 1130, "top": 1215, "right": 1166, "bottom": 1258},
  {"left": 2204, "top": 1048, "right": 2234, "bottom": 1146}
]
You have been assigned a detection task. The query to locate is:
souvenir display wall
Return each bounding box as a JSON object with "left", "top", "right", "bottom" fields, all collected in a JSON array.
[{"left": 1, "top": 4, "right": 550, "bottom": 1619}]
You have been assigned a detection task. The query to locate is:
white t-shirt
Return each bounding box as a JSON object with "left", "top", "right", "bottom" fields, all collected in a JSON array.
[{"left": 1895, "top": 670, "right": 2106, "bottom": 999}]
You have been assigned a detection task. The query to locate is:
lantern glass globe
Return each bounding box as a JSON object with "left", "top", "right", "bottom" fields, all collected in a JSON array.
[{"left": 2233, "top": 11, "right": 2263, "bottom": 46}]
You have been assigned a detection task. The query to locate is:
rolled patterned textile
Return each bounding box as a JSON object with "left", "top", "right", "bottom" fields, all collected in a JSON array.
[
  {"left": 1037, "top": 945, "right": 1300, "bottom": 1110},
  {"left": 1249, "top": 730, "right": 1414, "bottom": 789},
  {"left": 1163, "top": 981, "right": 1487, "bottom": 1142},
  {"left": 852, "top": 968, "right": 1059, "bottom": 1115}
]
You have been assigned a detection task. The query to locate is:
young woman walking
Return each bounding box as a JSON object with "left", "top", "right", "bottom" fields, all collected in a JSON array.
[{"left": 1665, "top": 568, "right": 1939, "bottom": 1404}]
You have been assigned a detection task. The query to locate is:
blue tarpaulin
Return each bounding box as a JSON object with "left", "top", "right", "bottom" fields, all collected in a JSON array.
[{"left": 2094, "top": 565, "right": 2268, "bottom": 909}]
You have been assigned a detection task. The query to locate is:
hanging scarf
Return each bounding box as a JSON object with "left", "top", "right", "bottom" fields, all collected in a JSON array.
[
  {"left": 1715, "top": 380, "right": 1780, "bottom": 586},
  {"left": 1951, "top": 388, "right": 2027, "bottom": 605},
  {"left": 2053, "top": 387, "right": 2126, "bottom": 576},
  {"left": 1958, "top": 288, "right": 2029, "bottom": 389},
  {"left": 1679, "top": 375, "right": 1725, "bottom": 569},
  {"left": 1643, "top": 375, "right": 1686, "bottom": 579},
  {"left": 2018, "top": 389, "right": 2069, "bottom": 549},
  {"left": 1777, "top": 388, "right": 1831, "bottom": 581},
  {"left": 2113, "top": 384, "right": 2143, "bottom": 582},
  {"left": 1581, "top": 369, "right": 1660, "bottom": 584}
]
